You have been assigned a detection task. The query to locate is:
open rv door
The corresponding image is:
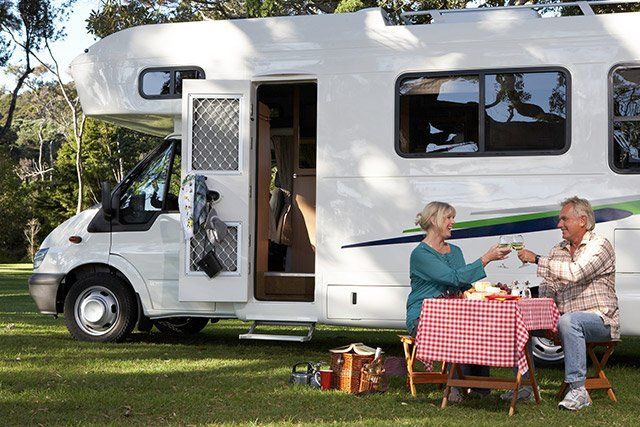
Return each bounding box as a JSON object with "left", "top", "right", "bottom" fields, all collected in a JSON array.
[{"left": 179, "top": 80, "right": 252, "bottom": 302}]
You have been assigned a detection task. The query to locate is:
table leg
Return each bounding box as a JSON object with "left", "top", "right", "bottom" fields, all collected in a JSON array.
[
  {"left": 524, "top": 342, "right": 541, "bottom": 404},
  {"left": 441, "top": 363, "right": 457, "bottom": 409},
  {"left": 509, "top": 370, "right": 523, "bottom": 417}
]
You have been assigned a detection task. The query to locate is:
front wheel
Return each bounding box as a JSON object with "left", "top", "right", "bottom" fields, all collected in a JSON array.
[
  {"left": 154, "top": 317, "right": 210, "bottom": 335},
  {"left": 531, "top": 336, "right": 564, "bottom": 367},
  {"left": 64, "top": 273, "right": 138, "bottom": 342}
]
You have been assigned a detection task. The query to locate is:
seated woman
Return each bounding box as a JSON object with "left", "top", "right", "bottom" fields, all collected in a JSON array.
[{"left": 406, "top": 201, "right": 510, "bottom": 401}]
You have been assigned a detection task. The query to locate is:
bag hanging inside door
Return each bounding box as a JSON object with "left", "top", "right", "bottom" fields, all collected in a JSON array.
[
  {"left": 197, "top": 250, "right": 223, "bottom": 278},
  {"left": 196, "top": 204, "right": 228, "bottom": 278}
]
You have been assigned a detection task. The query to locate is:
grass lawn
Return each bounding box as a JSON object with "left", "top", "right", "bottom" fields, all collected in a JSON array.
[{"left": 1, "top": 263, "right": 639, "bottom": 426}]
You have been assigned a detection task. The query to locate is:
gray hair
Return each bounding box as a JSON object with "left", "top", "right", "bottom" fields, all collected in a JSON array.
[
  {"left": 415, "top": 201, "right": 456, "bottom": 234},
  {"left": 561, "top": 196, "right": 595, "bottom": 231}
]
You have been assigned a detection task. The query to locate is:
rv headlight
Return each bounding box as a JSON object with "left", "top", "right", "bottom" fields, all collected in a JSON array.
[{"left": 33, "top": 248, "right": 49, "bottom": 270}]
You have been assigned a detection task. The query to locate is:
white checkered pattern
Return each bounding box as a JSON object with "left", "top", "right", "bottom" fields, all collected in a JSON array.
[{"left": 415, "top": 298, "right": 560, "bottom": 374}]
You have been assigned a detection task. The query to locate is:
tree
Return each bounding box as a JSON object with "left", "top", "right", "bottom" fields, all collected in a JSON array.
[
  {"left": 23, "top": 217, "right": 40, "bottom": 261},
  {"left": 0, "top": 147, "right": 27, "bottom": 261},
  {"left": 81, "top": 118, "right": 158, "bottom": 203},
  {"left": 12, "top": 79, "right": 64, "bottom": 182},
  {"left": 0, "top": 0, "right": 70, "bottom": 142}
]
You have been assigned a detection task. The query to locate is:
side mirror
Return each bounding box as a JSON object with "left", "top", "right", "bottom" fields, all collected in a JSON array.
[{"left": 101, "top": 181, "right": 113, "bottom": 220}]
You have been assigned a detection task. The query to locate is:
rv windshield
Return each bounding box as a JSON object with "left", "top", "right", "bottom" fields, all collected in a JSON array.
[{"left": 119, "top": 142, "right": 177, "bottom": 224}]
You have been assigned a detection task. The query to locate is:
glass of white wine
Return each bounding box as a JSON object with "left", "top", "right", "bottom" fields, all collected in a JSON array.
[
  {"left": 498, "top": 235, "right": 512, "bottom": 269},
  {"left": 512, "top": 234, "right": 526, "bottom": 268}
]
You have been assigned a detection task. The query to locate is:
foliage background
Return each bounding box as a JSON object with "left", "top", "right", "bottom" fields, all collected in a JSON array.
[{"left": 2, "top": 0, "right": 640, "bottom": 262}]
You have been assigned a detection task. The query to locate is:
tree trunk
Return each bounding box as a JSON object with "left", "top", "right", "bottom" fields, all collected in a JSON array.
[
  {"left": 0, "top": 66, "right": 33, "bottom": 142},
  {"left": 38, "top": 121, "right": 45, "bottom": 180},
  {"left": 49, "top": 140, "right": 54, "bottom": 181}
]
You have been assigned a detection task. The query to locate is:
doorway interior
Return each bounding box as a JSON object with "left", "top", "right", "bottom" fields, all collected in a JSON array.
[{"left": 255, "top": 82, "right": 317, "bottom": 302}]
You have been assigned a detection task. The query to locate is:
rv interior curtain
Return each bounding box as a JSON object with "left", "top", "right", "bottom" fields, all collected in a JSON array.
[{"left": 269, "top": 135, "right": 293, "bottom": 245}]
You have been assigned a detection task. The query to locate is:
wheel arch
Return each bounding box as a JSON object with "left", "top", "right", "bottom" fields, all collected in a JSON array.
[{"left": 56, "top": 261, "right": 151, "bottom": 317}]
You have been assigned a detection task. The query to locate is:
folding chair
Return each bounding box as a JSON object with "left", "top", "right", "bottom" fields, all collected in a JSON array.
[
  {"left": 399, "top": 335, "right": 449, "bottom": 397},
  {"left": 557, "top": 341, "right": 618, "bottom": 402}
]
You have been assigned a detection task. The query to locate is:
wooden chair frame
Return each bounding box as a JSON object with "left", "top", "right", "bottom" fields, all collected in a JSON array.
[
  {"left": 556, "top": 341, "right": 618, "bottom": 402},
  {"left": 399, "top": 335, "right": 449, "bottom": 397}
]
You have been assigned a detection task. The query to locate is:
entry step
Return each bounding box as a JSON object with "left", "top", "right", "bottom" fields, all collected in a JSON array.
[{"left": 239, "top": 320, "right": 316, "bottom": 342}]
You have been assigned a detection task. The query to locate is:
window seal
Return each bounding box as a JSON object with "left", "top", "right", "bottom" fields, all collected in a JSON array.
[{"left": 394, "top": 66, "right": 572, "bottom": 159}]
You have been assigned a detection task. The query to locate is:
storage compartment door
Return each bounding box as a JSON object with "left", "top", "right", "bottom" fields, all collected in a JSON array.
[
  {"left": 179, "top": 80, "right": 252, "bottom": 302},
  {"left": 327, "top": 285, "right": 408, "bottom": 320}
]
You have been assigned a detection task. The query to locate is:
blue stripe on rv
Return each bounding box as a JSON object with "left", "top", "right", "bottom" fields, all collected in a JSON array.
[{"left": 341, "top": 208, "right": 631, "bottom": 249}]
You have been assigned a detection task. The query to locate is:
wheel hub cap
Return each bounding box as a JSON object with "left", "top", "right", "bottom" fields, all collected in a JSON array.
[{"left": 74, "top": 286, "right": 119, "bottom": 336}]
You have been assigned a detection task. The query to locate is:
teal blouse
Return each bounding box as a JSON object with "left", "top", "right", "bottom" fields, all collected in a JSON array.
[{"left": 406, "top": 242, "right": 486, "bottom": 332}]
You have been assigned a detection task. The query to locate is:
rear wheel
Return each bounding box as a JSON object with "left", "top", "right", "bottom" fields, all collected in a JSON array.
[
  {"left": 531, "top": 336, "right": 564, "bottom": 366},
  {"left": 154, "top": 317, "right": 210, "bottom": 335},
  {"left": 64, "top": 273, "right": 138, "bottom": 342}
]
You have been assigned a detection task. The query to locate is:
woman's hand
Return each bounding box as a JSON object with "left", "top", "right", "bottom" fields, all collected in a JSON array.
[{"left": 480, "top": 244, "right": 511, "bottom": 266}]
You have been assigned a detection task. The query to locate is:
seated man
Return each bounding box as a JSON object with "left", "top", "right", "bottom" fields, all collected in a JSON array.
[{"left": 518, "top": 196, "right": 619, "bottom": 411}]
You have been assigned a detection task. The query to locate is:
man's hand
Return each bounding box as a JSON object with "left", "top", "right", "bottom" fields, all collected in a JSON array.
[{"left": 517, "top": 248, "right": 537, "bottom": 264}]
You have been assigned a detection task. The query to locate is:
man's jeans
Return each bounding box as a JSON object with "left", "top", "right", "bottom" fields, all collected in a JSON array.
[
  {"left": 558, "top": 311, "right": 611, "bottom": 387},
  {"left": 516, "top": 312, "right": 611, "bottom": 388}
]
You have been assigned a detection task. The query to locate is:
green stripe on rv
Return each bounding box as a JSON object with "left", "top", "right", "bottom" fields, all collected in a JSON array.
[{"left": 402, "top": 199, "right": 640, "bottom": 234}]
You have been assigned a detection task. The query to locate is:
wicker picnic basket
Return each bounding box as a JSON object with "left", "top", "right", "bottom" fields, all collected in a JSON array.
[
  {"left": 330, "top": 352, "right": 374, "bottom": 393},
  {"left": 358, "top": 365, "right": 389, "bottom": 394}
]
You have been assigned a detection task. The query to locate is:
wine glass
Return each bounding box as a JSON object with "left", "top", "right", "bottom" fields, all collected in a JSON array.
[
  {"left": 512, "top": 235, "right": 526, "bottom": 268},
  {"left": 497, "top": 236, "right": 512, "bottom": 269}
]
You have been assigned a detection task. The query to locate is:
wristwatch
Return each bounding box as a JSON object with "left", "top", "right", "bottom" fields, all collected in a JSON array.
[{"left": 534, "top": 254, "right": 540, "bottom": 264}]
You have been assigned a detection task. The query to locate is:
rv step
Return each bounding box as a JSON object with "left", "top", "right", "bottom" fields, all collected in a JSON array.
[{"left": 239, "top": 321, "right": 316, "bottom": 342}]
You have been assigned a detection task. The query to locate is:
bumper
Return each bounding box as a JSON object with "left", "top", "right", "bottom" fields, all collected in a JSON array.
[{"left": 28, "top": 273, "right": 65, "bottom": 314}]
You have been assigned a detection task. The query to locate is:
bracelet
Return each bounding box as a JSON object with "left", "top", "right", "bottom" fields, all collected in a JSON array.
[{"left": 534, "top": 254, "right": 540, "bottom": 264}]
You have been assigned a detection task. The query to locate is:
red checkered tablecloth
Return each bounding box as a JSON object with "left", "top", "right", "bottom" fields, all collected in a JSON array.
[{"left": 414, "top": 298, "right": 560, "bottom": 374}]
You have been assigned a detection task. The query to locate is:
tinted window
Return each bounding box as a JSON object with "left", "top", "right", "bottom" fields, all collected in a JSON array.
[
  {"left": 485, "top": 72, "right": 567, "bottom": 151},
  {"left": 140, "top": 67, "right": 205, "bottom": 99},
  {"left": 399, "top": 76, "right": 479, "bottom": 154},
  {"left": 397, "top": 69, "right": 569, "bottom": 156},
  {"left": 611, "top": 67, "right": 640, "bottom": 172},
  {"left": 142, "top": 71, "right": 171, "bottom": 96}
]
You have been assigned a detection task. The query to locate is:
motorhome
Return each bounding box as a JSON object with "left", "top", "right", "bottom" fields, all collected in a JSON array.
[{"left": 28, "top": 2, "right": 640, "bottom": 364}]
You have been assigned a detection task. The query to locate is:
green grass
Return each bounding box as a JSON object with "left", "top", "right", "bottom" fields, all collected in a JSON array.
[{"left": 1, "top": 264, "right": 640, "bottom": 426}]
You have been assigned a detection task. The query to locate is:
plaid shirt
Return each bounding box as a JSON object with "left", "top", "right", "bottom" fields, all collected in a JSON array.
[{"left": 537, "top": 231, "right": 619, "bottom": 340}]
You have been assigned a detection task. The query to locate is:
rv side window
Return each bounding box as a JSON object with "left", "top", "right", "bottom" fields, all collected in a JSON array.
[
  {"left": 397, "top": 69, "right": 569, "bottom": 156},
  {"left": 139, "top": 67, "right": 205, "bottom": 99},
  {"left": 610, "top": 66, "right": 640, "bottom": 173}
]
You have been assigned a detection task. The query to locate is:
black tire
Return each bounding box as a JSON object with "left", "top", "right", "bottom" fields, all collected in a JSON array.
[
  {"left": 531, "top": 336, "right": 565, "bottom": 367},
  {"left": 137, "top": 313, "right": 154, "bottom": 333},
  {"left": 63, "top": 273, "right": 138, "bottom": 342},
  {"left": 154, "top": 317, "right": 209, "bottom": 335}
]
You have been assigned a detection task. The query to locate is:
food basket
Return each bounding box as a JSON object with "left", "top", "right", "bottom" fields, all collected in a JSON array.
[
  {"left": 358, "top": 365, "right": 389, "bottom": 394},
  {"left": 330, "top": 352, "right": 374, "bottom": 393}
]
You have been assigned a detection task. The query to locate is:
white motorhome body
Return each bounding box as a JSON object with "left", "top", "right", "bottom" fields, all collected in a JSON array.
[{"left": 29, "top": 4, "right": 640, "bottom": 351}]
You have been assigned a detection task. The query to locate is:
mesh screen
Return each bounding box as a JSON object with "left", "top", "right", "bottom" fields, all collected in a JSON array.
[
  {"left": 189, "top": 225, "right": 239, "bottom": 273},
  {"left": 191, "top": 97, "right": 240, "bottom": 171}
]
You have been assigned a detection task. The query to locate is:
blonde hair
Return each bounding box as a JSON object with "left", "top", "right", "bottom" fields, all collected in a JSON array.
[
  {"left": 415, "top": 201, "right": 456, "bottom": 234},
  {"left": 561, "top": 196, "right": 596, "bottom": 231}
]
